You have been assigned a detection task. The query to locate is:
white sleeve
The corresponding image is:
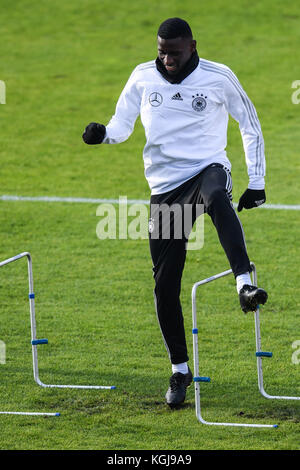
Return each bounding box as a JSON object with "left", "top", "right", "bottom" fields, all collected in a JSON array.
[
  {"left": 103, "top": 68, "right": 141, "bottom": 144},
  {"left": 222, "top": 68, "right": 266, "bottom": 189}
]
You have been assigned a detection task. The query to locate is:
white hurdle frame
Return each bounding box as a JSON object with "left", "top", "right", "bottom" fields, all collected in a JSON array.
[
  {"left": 192, "top": 262, "right": 279, "bottom": 428},
  {"left": 0, "top": 252, "right": 116, "bottom": 401},
  {"left": 251, "top": 264, "right": 300, "bottom": 402}
]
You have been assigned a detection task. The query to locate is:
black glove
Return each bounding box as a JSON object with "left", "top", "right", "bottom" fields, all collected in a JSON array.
[
  {"left": 82, "top": 122, "right": 106, "bottom": 145},
  {"left": 237, "top": 188, "right": 266, "bottom": 212}
]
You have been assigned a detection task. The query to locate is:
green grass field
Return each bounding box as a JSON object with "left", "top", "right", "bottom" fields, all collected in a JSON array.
[{"left": 0, "top": 0, "right": 299, "bottom": 451}]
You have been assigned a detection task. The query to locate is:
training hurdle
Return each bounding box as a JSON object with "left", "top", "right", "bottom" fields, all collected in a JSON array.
[
  {"left": 191, "top": 261, "right": 298, "bottom": 428},
  {"left": 0, "top": 252, "right": 116, "bottom": 416},
  {"left": 251, "top": 265, "right": 300, "bottom": 402}
]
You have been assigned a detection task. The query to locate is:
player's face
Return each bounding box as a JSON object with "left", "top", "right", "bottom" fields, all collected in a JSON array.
[{"left": 157, "top": 36, "right": 196, "bottom": 76}]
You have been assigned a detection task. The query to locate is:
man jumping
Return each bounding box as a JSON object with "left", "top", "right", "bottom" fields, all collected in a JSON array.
[{"left": 82, "top": 17, "right": 268, "bottom": 408}]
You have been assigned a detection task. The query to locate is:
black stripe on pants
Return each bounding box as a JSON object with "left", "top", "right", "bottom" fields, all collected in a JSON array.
[{"left": 149, "top": 164, "right": 251, "bottom": 365}]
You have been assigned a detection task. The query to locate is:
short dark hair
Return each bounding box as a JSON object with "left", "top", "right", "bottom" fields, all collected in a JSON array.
[{"left": 157, "top": 17, "right": 193, "bottom": 40}]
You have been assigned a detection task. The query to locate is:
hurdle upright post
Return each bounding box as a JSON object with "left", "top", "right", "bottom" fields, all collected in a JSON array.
[
  {"left": 0, "top": 252, "right": 116, "bottom": 394},
  {"left": 0, "top": 252, "right": 59, "bottom": 416},
  {"left": 251, "top": 262, "right": 300, "bottom": 401},
  {"left": 191, "top": 264, "right": 278, "bottom": 428}
]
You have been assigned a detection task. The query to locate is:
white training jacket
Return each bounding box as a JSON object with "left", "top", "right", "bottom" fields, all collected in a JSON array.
[{"left": 103, "top": 58, "right": 265, "bottom": 195}]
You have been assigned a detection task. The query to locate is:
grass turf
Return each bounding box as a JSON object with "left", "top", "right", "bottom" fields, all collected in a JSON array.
[{"left": 0, "top": 0, "right": 299, "bottom": 451}]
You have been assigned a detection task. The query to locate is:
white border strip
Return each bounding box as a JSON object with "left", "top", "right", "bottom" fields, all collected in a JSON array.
[{"left": 0, "top": 194, "right": 300, "bottom": 210}]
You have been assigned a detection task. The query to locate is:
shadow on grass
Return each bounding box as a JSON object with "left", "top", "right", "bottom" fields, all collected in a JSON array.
[{"left": 3, "top": 365, "right": 300, "bottom": 425}]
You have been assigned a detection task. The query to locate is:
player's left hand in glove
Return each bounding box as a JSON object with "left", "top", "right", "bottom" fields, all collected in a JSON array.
[
  {"left": 82, "top": 122, "right": 106, "bottom": 145},
  {"left": 237, "top": 189, "right": 266, "bottom": 212}
]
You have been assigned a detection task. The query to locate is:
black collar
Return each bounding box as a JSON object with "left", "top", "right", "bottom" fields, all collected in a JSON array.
[{"left": 155, "top": 51, "right": 199, "bottom": 84}]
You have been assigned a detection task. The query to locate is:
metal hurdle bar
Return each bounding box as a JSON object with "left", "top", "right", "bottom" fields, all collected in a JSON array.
[
  {"left": 251, "top": 264, "right": 300, "bottom": 402},
  {"left": 192, "top": 262, "right": 279, "bottom": 428},
  {"left": 0, "top": 253, "right": 59, "bottom": 416},
  {"left": 0, "top": 252, "right": 116, "bottom": 403}
]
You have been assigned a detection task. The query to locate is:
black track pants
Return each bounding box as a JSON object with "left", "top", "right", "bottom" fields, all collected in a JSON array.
[{"left": 149, "top": 164, "right": 251, "bottom": 364}]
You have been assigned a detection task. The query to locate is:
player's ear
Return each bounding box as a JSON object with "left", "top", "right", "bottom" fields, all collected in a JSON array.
[{"left": 191, "top": 39, "right": 197, "bottom": 52}]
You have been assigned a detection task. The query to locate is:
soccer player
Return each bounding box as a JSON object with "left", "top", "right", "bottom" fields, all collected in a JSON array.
[{"left": 83, "top": 18, "right": 268, "bottom": 408}]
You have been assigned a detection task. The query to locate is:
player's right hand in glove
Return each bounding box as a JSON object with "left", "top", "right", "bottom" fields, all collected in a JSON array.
[{"left": 82, "top": 122, "right": 106, "bottom": 145}]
